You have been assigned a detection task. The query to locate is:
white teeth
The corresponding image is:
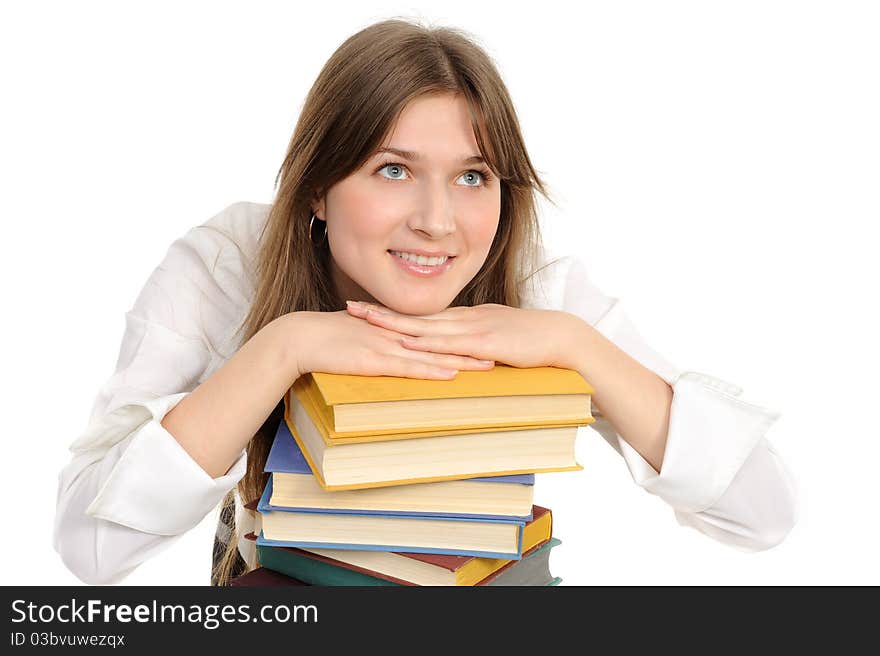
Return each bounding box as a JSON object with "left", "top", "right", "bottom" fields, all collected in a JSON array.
[{"left": 390, "top": 250, "right": 449, "bottom": 266}]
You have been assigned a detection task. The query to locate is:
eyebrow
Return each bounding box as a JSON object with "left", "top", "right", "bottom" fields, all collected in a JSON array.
[{"left": 373, "top": 147, "right": 486, "bottom": 166}]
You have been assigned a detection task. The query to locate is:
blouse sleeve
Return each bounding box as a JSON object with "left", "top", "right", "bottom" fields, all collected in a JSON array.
[
  {"left": 52, "top": 221, "right": 249, "bottom": 585},
  {"left": 558, "top": 255, "right": 798, "bottom": 551}
]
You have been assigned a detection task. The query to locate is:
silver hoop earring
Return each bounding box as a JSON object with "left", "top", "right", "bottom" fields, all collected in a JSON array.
[{"left": 309, "top": 213, "right": 328, "bottom": 247}]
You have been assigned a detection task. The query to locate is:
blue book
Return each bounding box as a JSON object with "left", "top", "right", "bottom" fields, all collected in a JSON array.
[
  {"left": 255, "top": 475, "right": 528, "bottom": 559},
  {"left": 264, "top": 419, "right": 535, "bottom": 521}
]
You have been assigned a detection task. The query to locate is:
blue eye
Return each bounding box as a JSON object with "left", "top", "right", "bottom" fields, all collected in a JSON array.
[
  {"left": 458, "top": 171, "right": 483, "bottom": 187},
  {"left": 378, "top": 164, "right": 408, "bottom": 180}
]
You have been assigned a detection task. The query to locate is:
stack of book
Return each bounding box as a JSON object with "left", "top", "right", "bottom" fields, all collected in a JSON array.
[{"left": 246, "top": 364, "right": 594, "bottom": 586}]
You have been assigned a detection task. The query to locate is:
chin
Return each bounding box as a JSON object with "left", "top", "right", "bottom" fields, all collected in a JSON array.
[{"left": 384, "top": 292, "right": 457, "bottom": 316}]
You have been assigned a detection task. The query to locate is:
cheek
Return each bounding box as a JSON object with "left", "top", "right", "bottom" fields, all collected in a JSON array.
[
  {"left": 330, "top": 185, "right": 397, "bottom": 241},
  {"left": 465, "top": 198, "right": 501, "bottom": 253},
  {"left": 476, "top": 213, "right": 500, "bottom": 245}
]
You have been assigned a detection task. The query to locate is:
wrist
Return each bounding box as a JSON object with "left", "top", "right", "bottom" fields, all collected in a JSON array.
[
  {"left": 553, "top": 311, "right": 596, "bottom": 372},
  {"left": 265, "top": 311, "right": 313, "bottom": 380}
]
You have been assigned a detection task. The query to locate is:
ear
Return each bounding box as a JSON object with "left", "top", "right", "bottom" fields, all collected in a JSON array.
[{"left": 311, "top": 193, "right": 326, "bottom": 221}]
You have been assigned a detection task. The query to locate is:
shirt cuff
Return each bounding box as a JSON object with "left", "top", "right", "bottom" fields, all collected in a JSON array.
[
  {"left": 614, "top": 371, "right": 782, "bottom": 513},
  {"left": 85, "top": 393, "right": 248, "bottom": 535}
]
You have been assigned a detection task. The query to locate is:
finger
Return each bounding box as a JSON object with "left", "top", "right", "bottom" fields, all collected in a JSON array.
[
  {"left": 364, "top": 308, "right": 465, "bottom": 336},
  {"left": 398, "top": 347, "right": 495, "bottom": 371},
  {"left": 345, "top": 301, "right": 377, "bottom": 318},
  {"left": 399, "top": 333, "right": 491, "bottom": 361},
  {"left": 382, "top": 354, "right": 459, "bottom": 380},
  {"left": 346, "top": 300, "right": 463, "bottom": 321}
]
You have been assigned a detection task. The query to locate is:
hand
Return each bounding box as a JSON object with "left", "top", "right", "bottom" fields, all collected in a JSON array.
[
  {"left": 283, "top": 310, "right": 497, "bottom": 380},
  {"left": 345, "top": 301, "right": 583, "bottom": 370}
]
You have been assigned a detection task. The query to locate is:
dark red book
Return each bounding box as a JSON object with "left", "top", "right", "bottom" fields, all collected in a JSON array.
[{"left": 229, "top": 566, "right": 309, "bottom": 586}]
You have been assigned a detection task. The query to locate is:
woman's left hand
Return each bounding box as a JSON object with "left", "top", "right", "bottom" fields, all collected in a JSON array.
[{"left": 345, "top": 301, "right": 585, "bottom": 370}]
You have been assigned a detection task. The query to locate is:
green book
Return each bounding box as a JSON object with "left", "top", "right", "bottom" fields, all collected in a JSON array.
[{"left": 258, "top": 544, "right": 396, "bottom": 586}]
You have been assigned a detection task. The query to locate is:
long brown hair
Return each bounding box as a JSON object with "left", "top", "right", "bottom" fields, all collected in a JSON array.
[{"left": 212, "top": 17, "right": 555, "bottom": 585}]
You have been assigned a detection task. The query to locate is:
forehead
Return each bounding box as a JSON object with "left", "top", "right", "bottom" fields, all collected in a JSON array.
[{"left": 382, "top": 93, "right": 485, "bottom": 157}]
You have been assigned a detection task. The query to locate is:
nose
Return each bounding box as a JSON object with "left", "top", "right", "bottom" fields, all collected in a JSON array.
[{"left": 407, "top": 180, "right": 456, "bottom": 239}]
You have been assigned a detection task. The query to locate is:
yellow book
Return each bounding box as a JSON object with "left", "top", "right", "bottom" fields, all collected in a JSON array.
[
  {"left": 304, "top": 364, "right": 593, "bottom": 435},
  {"left": 284, "top": 365, "right": 594, "bottom": 490}
]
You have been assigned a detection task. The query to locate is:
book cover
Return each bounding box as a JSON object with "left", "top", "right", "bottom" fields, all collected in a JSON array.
[
  {"left": 310, "top": 363, "right": 593, "bottom": 404},
  {"left": 477, "top": 537, "right": 562, "bottom": 586},
  {"left": 229, "top": 567, "right": 309, "bottom": 586},
  {"left": 257, "top": 546, "right": 408, "bottom": 586}
]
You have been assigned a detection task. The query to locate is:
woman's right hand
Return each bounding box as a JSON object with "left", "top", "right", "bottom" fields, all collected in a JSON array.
[{"left": 278, "top": 310, "right": 495, "bottom": 380}]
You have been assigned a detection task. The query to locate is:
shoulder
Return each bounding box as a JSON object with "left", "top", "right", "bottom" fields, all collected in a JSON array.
[
  {"left": 129, "top": 201, "right": 272, "bottom": 343},
  {"left": 165, "top": 201, "right": 272, "bottom": 297},
  {"left": 188, "top": 201, "right": 272, "bottom": 273},
  {"left": 197, "top": 200, "right": 272, "bottom": 251}
]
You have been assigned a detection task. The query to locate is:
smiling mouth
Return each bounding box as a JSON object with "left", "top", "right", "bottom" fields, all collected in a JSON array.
[{"left": 387, "top": 250, "right": 456, "bottom": 265}]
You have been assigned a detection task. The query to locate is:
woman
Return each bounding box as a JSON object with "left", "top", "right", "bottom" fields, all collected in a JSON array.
[{"left": 53, "top": 18, "right": 797, "bottom": 586}]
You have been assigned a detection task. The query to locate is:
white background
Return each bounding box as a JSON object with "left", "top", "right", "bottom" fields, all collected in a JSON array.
[{"left": 2, "top": 0, "right": 878, "bottom": 586}]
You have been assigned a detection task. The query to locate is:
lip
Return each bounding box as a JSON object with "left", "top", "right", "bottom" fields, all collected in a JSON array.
[
  {"left": 388, "top": 248, "right": 457, "bottom": 258},
  {"left": 388, "top": 250, "right": 456, "bottom": 277}
]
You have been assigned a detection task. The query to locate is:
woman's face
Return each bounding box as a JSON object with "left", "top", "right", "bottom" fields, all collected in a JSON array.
[{"left": 313, "top": 92, "right": 502, "bottom": 315}]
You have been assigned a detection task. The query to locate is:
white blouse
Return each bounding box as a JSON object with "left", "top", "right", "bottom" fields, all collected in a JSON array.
[{"left": 52, "top": 201, "right": 798, "bottom": 585}]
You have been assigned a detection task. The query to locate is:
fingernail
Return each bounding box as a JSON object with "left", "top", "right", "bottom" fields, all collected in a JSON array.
[
  {"left": 346, "top": 300, "right": 363, "bottom": 307},
  {"left": 479, "top": 360, "right": 494, "bottom": 365}
]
